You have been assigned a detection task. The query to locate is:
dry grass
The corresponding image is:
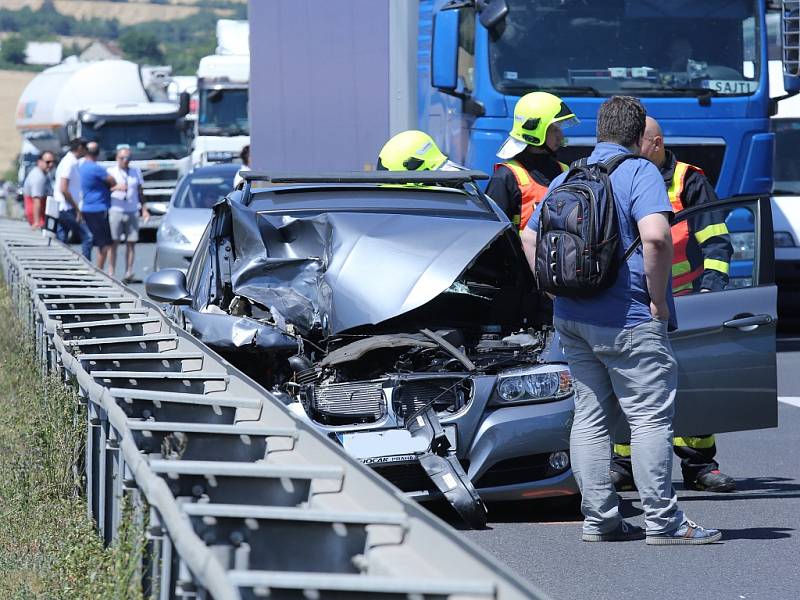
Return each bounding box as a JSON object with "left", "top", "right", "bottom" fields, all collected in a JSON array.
[
  {"left": 0, "top": 284, "right": 145, "bottom": 599},
  {"left": 1, "top": 0, "right": 236, "bottom": 25},
  {"left": 0, "top": 70, "right": 36, "bottom": 179}
]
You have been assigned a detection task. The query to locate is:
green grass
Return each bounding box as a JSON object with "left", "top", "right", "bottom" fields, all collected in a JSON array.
[{"left": 0, "top": 284, "right": 146, "bottom": 599}]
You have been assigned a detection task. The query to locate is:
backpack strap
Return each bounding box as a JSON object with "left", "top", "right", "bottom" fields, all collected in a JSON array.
[{"left": 603, "top": 153, "right": 643, "bottom": 262}]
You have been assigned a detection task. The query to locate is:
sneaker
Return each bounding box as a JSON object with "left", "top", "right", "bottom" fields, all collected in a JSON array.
[
  {"left": 582, "top": 520, "right": 645, "bottom": 542},
  {"left": 610, "top": 469, "right": 637, "bottom": 492},
  {"left": 646, "top": 519, "right": 722, "bottom": 545},
  {"left": 685, "top": 469, "right": 736, "bottom": 492}
]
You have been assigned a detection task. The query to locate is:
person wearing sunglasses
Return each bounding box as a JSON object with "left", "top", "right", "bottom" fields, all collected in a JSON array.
[{"left": 22, "top": 151, "right": 55, "bottom": 229}]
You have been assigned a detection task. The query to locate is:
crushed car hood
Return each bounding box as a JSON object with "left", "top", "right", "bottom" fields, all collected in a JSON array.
[{"left": 226, "top": 199, "right": 512, "bottom": 335}]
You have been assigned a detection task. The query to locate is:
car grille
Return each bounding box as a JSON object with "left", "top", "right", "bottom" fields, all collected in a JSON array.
[
  {"left": 392, "top": 378, "right": 470, "bottom": 423},
  {"left": 311, "top": 380, "right": 386, "bottom": 425},
  {"left": 142, "top": 168, "right": 180, "bottom": 183}
]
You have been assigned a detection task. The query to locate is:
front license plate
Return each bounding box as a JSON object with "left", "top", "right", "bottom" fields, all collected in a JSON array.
[{"left": 338, "top": 426, "right": 457, "bottom": 465}]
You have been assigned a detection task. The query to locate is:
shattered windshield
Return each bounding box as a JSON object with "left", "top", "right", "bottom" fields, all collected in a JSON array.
[
  {"left": 198, "top": 87, "right": 250, "bottom": 136},
  {"left": 489, "top": 0, "right": 760, "bottom": 97},
  {"left": 772, "top": 119, "right": 800, "bottom": 195},
  {"left": 83, "top": 120, "right": 190, "bottom": 161}
]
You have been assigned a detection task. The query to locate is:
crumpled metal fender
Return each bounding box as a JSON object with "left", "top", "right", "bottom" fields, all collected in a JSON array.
[{"left": 181, "top": 307, "right": 299, "bottom": 352}]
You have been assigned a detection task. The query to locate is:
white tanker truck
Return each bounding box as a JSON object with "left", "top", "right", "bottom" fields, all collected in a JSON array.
[{"left": 15, "top": 58, "right": 192, "bottom": 230}]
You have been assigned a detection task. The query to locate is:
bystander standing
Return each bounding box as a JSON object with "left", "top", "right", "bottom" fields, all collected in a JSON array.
[
  {"left": 79, "top": 142, "right": 118, "bottom": 271},
  {"left": 521, "top": 96, "right": 721, "bottom": 545},
  {"left": 233, "top": 144, "right": 251, "bottom": 189},
  {"left": 107, "top": 146, "right": 149, "bottom": 282},
  {"left": 22, "top": 151, "right": 55, "bottom": 229},
  {"left": 54, "top": 139, "right": 93, "bottom": 260}
]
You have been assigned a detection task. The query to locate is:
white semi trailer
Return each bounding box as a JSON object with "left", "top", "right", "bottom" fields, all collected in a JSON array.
[{"left": 16, "top": 58, "right": 191, "bottom": 229}]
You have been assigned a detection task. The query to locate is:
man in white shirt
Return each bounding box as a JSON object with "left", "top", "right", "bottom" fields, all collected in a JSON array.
[
  {"left": 233, "top": 144, "right": 251, "bottom": 189},
  {"left": 107, "top": 146, "right": 150, "bottom": 282},
  {"left": 54, "top": 138, "right": 92, "bottom": 259}
]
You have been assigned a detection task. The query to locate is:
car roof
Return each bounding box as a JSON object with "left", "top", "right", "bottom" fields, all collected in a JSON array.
[
  {"left": 248, "top": 183, "right": 501, "bottom": 220},
  {"left": 188, "top": 163, "right": 241, "bottom": 178}
]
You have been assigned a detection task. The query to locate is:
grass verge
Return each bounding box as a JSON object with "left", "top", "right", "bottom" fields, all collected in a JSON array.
[{"left": 0, "top": 283, "right": 145, "bottom": 599}]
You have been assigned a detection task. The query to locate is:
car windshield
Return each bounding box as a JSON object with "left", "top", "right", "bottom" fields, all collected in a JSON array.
[
  {"left": 488, "top": 0, "right": 760, "bottom": 97},
  {"left": 83, "top": 120, "right": 189, "bottom": 161},
  {"left": 198, "top": 88, "right": 249, "bottom": 136},
  {"left": 173, "top": 174, "right": 234, "bottom": 209},
  {"left": 772, "top": 119, "right": 800, "bottom": 195}
]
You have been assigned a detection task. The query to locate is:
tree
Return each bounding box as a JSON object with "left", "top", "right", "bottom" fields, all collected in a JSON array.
[
  {"left": 119, "top": 29, "right": 164, "bottom": 64},
  {"left": 0, "top": 35, "right": 26, "bottom": 65}
]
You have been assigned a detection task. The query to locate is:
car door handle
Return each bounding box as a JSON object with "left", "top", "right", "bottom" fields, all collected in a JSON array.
[{"left": 722, "top": 314, "right": 773, "bottom": 331}]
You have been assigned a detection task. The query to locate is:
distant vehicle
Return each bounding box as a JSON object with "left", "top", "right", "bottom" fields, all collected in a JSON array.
[
  {"left": 154, "top": 163, "right": 239, "bottom": 271},
  {"left": 770, "top": 59, "right": 800, "bottom": 328},
  {"left": 192, "top": 20, "right": 249, "bottom": 166},
  {"left": 15, "top": 59, "right": 192, "bottom": 229},
  {"left": 146, "top": 171, "right": 777, "bottom": 524}
]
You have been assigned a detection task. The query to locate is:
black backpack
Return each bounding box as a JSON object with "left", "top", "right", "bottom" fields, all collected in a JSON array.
[{"left": 534, "top": 153, "right": 639, "bottom": 297}]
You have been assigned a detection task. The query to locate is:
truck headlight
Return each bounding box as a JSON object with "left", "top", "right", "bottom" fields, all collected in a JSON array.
[
  {"left": 730, "top": 232, "right": 755, "bottom": 260},
  {"left": 158, "top": 223, "right": 190, "bottom": 245},
  {"left": 490, "top": 365, "right": 572, "bottom": 407},
  {"left": 774, "top": 231, "right": 796, "bottom": 248}
]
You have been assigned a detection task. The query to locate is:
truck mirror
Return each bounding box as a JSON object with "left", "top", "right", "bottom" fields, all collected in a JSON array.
[
  {"left": 431, "top": 8, "right": 459, "bottom": 91},
  {"left": 782, "top": 0, "right": 800, "bottom": 93},
  {"left": 179, "top": 91, "right": 191, "bottom": 117},
  {"left": 478, "top": 0, "right": 508, "bottom": 30}
]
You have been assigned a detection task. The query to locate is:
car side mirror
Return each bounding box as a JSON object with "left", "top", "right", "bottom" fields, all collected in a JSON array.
[
  {"left": 431, "top": 7, "right": 459, "bottom": 91},
  {"left": 145, "top": 269, "right": 192, "bottom": 305}
]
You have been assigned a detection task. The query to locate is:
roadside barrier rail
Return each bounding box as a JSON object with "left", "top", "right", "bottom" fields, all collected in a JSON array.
[{"left": 0, "top": 219, "right": 546, "bottom": 600}]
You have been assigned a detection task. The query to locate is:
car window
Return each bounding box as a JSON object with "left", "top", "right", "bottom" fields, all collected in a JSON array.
[
  {"left": 174, "top": 175, "right": 234, "bottom": 209},
  {"left": 186, "top": 224, "right": 213, "bottom": 307},
  {"left": 670, "top": 200, "right": 757, "bottom": 296}
]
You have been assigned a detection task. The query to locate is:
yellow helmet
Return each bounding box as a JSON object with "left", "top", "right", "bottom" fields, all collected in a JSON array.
[
  {"left": 377, "top": 130, "right": 448, "bottom": 171},
  {"left": 497, "top": 92, "right": 579, "bottom": 159}
]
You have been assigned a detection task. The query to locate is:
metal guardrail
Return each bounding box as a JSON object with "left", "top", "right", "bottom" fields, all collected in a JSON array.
[{"left": 0, "top": 219, "right": 546, "bottom": 600}]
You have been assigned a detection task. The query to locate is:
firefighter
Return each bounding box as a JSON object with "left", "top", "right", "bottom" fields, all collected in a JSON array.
[
  {"left": 376, "top": 130, "right": 464, "bottom": 171},
  {"left": 611, "top": 115, "right": 736, "bottom": 493},
  {"left": 485, "top": 91, "right": 579, "bottom": 231}
]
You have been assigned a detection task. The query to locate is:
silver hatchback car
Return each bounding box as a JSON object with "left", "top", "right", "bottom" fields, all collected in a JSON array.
[
  {"left": 147, "top": 171, "right": 778, "bottom": 527},
  {"left": 154, "top": 163, "right": 240, "bottom": 271}
]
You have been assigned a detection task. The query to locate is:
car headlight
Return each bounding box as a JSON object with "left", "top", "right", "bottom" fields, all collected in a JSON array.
[
  {"left": 774, "top": 231, "right": 796, "bottom": 248},
  {"left": 730, "top": 232, "right": 755, "bottom": 260},
  {"left": 158, "top": 223, "right": 190, "bottom": 245},
  {"left": 490, "top": 365, "right": 573, "bottom": 407}
]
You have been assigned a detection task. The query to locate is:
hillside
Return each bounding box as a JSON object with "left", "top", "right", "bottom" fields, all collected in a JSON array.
[
  {"left": 0, "top": 69, "right": 36, "bottom": 180},
  {"left": 2, "top": 0, "right": 243, "bottom": 25}
]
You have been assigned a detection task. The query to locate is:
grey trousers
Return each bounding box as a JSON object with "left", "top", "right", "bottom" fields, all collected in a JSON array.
[{"left": 555, "top": 317, "right": 685, "bottom": 535}]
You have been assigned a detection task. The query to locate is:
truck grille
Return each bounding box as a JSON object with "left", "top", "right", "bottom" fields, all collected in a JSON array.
[
  {"left": 311, "top": 381, "right": 386, "bottom": 425},
  {"left": 392, "top": 378, "right": 470, "bottom": 423}
]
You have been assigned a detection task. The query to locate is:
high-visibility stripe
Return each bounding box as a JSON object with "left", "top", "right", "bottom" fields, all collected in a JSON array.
[
  {"left": 613, "top": 443, "right": 632, "bottom": 457},
  {"left": 673, "top": 435, "right": 716, "bottom": 449},
  {"left": 672, "top": 259, "right": 693, "bottom": 277},
  {"left": 704, "top": 258, "right": 730, "bottom": 274},
  {"left": 694, "top": 222, "right": 729, "bottom": 244}
]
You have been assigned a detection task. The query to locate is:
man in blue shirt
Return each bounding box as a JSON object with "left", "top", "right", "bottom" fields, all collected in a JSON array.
[
  {"left": 79, "top": 142, "right": 117, "bottom": 271},
  {"left": 521, "top": 96, "right": 721, "bottom": 545}
]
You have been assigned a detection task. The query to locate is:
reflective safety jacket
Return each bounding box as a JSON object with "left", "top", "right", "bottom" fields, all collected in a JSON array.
[
  {"left": 492, "top": 159, "right": 568, "bottom": 231},
  {"left": 661, "top": 152, "right": 732, "bottom": 294}
]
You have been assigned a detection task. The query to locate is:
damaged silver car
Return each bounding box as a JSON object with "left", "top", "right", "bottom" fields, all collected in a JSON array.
[{"left": 146, "top": 171, "right": 584, "bottom": 526}]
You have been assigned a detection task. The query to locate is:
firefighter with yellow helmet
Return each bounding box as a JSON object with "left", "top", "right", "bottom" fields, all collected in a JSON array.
[
  {"left": 486, "top": 91, "right": 579, "bottom": 231},
  {"left": 377, "top": 130, "right": 463, "bottom": 172}
]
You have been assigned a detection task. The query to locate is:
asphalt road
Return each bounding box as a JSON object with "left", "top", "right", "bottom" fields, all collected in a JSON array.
[{"left": 111, "top": 242, "right": 800, "bottom": 600}]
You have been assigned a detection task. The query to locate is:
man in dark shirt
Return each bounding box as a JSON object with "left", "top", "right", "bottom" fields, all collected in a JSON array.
[
  {"left": 611, "top": 116, "right": 736, "bottom": 493},
  {"left": 485, "top": 91, "right": 577, "bottom": 231}
]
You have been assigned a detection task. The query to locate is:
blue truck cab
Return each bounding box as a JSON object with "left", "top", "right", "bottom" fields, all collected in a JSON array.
[{"left": 422, "top": 0, "right": 800, "bottom": 288}]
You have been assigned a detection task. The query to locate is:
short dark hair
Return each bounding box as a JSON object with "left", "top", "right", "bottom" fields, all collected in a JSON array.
[
  {"left": 596, "top": 96, "right": 646, "bottom": 148},
  {"left": 240, "top": 144, "right": 250, "bottom": 165},
  {"left": 69, "top": 138, "right": 87, "bottom": 152}
]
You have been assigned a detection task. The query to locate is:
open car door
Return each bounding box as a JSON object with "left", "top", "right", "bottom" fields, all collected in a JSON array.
[{"left": 670, "top": 195, "right": 777, "bottom": 434}]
